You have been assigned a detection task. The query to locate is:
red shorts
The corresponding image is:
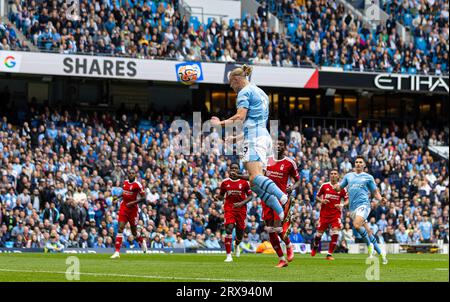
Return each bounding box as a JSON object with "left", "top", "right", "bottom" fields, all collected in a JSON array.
[
  {"left": 261, "top": 201, "right": 281, "bottom": 222},
  {"left": 224, "top": 210, "right": 247, "bottom": 231},
  {"left": 317, "top": 215, "right": 342, "bottom": 233},
  {"left": 118, "top": 204, "right": 139, "bottom": 227}
]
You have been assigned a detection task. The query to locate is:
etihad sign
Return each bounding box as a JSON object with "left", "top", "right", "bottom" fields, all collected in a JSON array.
[{"left": 374, "top": 74, "right": 449, "bottom": 92}]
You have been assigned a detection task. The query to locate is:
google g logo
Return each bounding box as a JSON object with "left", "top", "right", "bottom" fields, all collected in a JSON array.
[{"left": 4, "top": 56, "right": 16, "bottom": 68}]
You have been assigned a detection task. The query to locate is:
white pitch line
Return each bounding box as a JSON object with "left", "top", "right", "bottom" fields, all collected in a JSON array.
[
  {"left": 434, "top": 268, "right": 449, "bottom": 271},
  {"left": 0, "top": 268, "right": 285, "bottom": 282},
  {"left": 323, "top": 256, "right": 449, "bottom": 262},
  {"left": 177, "top": 254, "right": 449, "bottom": 262}
]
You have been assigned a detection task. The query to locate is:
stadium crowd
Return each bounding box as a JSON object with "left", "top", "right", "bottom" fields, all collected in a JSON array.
[
  {"left": 0, "top": 20, "right": 30, "bottom": 51},
  {"left": 4, "top": 0, "right": 448, "bottom": 74},
  {"left": 0, "top": 96, "right": 448, "bottom": 252},
  {"left": 259, "top": 0, "right": 449, "bottom": 74}
]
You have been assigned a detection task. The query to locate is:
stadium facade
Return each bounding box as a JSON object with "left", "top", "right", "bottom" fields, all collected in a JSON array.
[{"left": 1, "top": 49, "right": 448, "bottom": 130}]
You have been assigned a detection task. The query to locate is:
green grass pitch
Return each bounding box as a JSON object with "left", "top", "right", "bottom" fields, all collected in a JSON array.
[{"left": 0, "top": 253, "right": 448, "bottom": 282}]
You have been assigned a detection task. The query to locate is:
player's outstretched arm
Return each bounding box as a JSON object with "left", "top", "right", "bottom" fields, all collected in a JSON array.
[
  {"left": 333, "top": 174, "right": 348, "bottom": 192},
  {"left": 315, "top": 195, "right": 329, "bottom": 204},
  {"left": 214, "top": 182, "right": 228, "bottom": 202},
  {"left": 233, "top": 195, "right": 254, "bottom": 208},
  {"left": 225, "top": 133, "right": 245, "bottom": 145},
  {"left": 230, "top": 171, "right": 250, "bottom": 181},
  {"left": 125, "top": 197, "right": 147, "bottom": 207},
  {"left": 315, "top": 184, "right": 325, "bottom": 204},
  {"left": 213, "top": 192, "right": 225, "bottom": 202},
  {"left": 368, "top": 175, "right": 386, "bottom": 205},
  {"left": 286, "top": 180, "right": 301, "bottom": 194},
  {"left": 335, "top": 196, "right": 349, "bottom": 210},
  {"left": 231, "top": 169, "right": 269, "bottom": 180},
  {"left": 343, "top": 198, "right": 349, "bottom": 207},
  {"left": 211, "top": 108, "right": 248, "bottom": 126},
  {"left": 373, "top": 189, "right": 387, "bottom": 205}
]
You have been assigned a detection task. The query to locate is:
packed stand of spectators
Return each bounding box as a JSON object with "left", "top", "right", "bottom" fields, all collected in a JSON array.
[
  {"left": 381, "top": 0, "right": 449, "bottom": 34},
  {"left": 6, "top": 0, "right": 449, "bottom": 74},
  {"left": 293, "top": 121, "right": 449, "bottom": 248},
  {"left": 0, "top": 96, "right": 449, "bottom": 251},
  {"left": 7, "top": 0, "right": 313, "bottom": 67},
  {"left": 257, "top": 0, "right": 449, "bottom": 74},
  {"left": 0, "top": 20, "right": 30, "bottom": 51},
  {"left": 9, "top": 0, "right": 180, "bottom": 57},
  {"left": 381, "top": 0, "right": 449, "bottom": 75}
]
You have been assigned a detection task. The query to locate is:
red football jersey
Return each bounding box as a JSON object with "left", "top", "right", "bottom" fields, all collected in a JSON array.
[
  {"left": 122, "top": 180, "right": 145, "bottom": 208},
  {"left": 220, "top": 179, "right": 252, "bottom": 212},
  {"left": 316, "top": 182, "right": 348, "bottom": 218},
  {"left": 266, "top": 157, "right": 300, "bottom": 193}
]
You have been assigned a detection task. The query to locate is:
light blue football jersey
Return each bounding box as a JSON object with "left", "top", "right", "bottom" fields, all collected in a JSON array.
[
  {"left": 339, "top": 172, "right": 377, "bottom": 211},
  {"left": 236, "top": 83, "right": 270, "bottom": 141}
]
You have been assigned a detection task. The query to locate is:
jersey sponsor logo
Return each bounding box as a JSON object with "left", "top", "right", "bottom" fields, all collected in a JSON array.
[
  {"left": 265, "top": 170, "right": 284, "bottom": 178},
  {"left": 226, "top": 190, "right": 244, "bottom": 195},
  {"left": 323, "top": 193, "right": 339, "bottom": 200},
  {"left": 349, "top": 184, "right": 366, "bottom": 189}
]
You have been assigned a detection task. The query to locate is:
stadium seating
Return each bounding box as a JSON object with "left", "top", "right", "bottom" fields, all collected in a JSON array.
[
  {"left": 256, "top": 0, "right": 449, "bottom": 74},
  {"left": 380, "top": 0, "right": 448, "bottom": 72},
  {"left": 4, "top": 0, "right": 447, "bottom": 74},
  {"left": 0, "top": 101, "right": 448, "bottom": 250},
  {"left": 0, "top": 20, "right": 28, "bottom": 50}
]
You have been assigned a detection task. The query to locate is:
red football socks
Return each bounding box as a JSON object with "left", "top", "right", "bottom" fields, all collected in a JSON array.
[
  {"left": 225, "top": 235, "right": 232, "bottom": 254},
  {"left": 328, "top": 234, "right": 339, "bottom": 255},
  {"left": 269, "top": 232, "right": 284, "bottom": 258},
  {"left": 115, "top": 234, "right": 123, "bottom": 253},
  {"left": 313, "top": 234, "right": 321, "bottom": 249}
]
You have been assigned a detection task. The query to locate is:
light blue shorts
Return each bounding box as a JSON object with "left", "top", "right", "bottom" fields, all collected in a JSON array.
[
  {"left": 240, "top": 135, "right": 273, "bottom": 169},
  {"left": 350, "top": 205, "right": 371, "bottom": 221}
]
